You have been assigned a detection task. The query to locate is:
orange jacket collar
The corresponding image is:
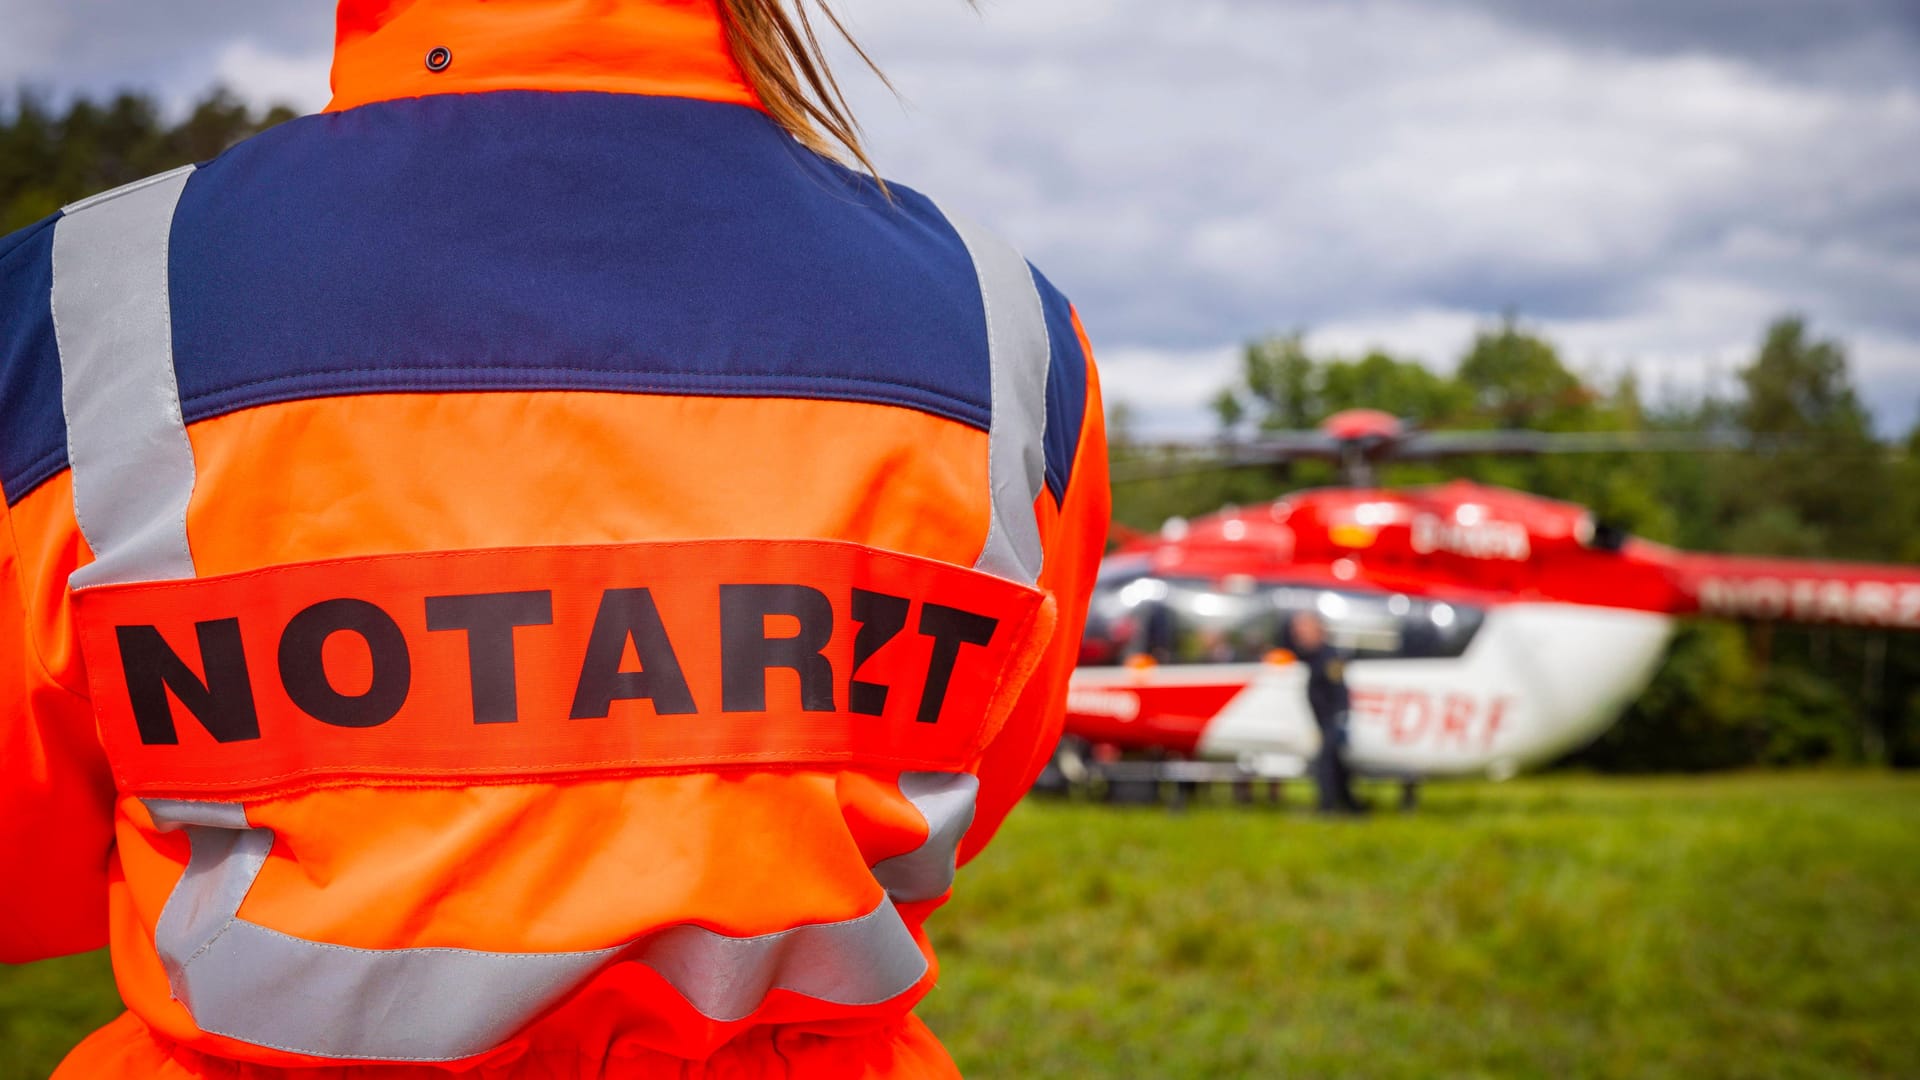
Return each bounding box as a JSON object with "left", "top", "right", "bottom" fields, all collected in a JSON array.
[{"left": 327, "top": 0, "right": 763, "bottom": 113}]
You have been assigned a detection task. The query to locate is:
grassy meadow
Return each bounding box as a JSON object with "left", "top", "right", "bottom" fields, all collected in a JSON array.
[{"left": 4, "top": 773, "right": 1917, "bottom": 1078}]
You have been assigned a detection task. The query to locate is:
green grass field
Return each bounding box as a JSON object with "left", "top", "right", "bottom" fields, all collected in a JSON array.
[{"left": 5, "top": 773, "right": 1917, "bottom": 1078}]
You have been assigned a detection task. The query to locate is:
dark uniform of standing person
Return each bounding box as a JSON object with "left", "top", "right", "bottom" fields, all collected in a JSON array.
[{"left": 1291, "top": 610, "right": 1362, "bottom": 814}]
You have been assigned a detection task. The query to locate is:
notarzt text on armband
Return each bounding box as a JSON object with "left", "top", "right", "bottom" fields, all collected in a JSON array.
[{"left": 113, "top": 585, "right": 1000, "bottom": 745}]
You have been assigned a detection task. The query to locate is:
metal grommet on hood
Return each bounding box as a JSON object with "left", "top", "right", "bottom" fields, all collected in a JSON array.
[{"left": 425, "top": 46, "right": 452, "bottom": 73}]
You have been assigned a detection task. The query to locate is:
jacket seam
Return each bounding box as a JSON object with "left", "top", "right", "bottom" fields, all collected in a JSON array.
[{"left": 182, "top": 366, "right": 988, "bottom": 425}]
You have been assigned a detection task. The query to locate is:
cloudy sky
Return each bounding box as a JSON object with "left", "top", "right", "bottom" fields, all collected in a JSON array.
[{"left": 5, "top": 0, "right": 1917, "bottom": 435}]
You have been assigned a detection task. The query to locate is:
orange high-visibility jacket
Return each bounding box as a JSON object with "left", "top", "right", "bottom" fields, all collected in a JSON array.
[{"left": 0, "top": 2, "right": 1108, "bottom": 1075}]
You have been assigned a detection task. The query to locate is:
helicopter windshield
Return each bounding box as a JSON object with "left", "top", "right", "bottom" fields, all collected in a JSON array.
[{"left": 1080, "top": 572, "right": 1485, "bottom": 666}]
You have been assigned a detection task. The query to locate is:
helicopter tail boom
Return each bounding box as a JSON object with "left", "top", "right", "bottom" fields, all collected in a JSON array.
[{"left": 1661, "top": 550, "right": 1920, "bottom": 630}]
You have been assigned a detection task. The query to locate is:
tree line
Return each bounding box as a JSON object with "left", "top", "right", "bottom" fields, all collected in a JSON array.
[
  {"left": 1113, "top": 317, "right": 1920, "bottom": 771},
  {"left": 2, "top": 87, "right": 295, "bottom": 235}
]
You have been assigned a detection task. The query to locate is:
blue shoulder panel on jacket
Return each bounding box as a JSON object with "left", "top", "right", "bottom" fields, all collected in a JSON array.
[
  {"left": 1, "top": 92, "right": 1083, "bottom": 507},
  {"left": 166, "top": 91, "right": 991, "bottom": 433},
  {"left": 0, "top": 215, "right": 66, "bottom": 506},
  {"left": 1031, "top": 265, "right": 1089, "bottom": 503}
]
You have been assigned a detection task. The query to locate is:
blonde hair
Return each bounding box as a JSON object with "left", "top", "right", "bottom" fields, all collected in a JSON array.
[{"left": 717, "top": 0, "right": 900, "bottom": 178}]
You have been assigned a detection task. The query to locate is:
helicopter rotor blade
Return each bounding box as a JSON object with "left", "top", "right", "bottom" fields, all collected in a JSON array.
[
  {"left": 1394, "top": 430, "right": 1759, "bottom": 459},
  {"left": 1105, "top": 427, "right": 1857, "bottom": 484},
  {"left": 1219, "top": 434, "right": 1348, "bottom": 461}
]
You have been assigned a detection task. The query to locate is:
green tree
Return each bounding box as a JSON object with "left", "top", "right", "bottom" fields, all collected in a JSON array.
[
  {"left": 1235, "top": 332, "right": 1316, "bottom": 432},
  {"left": 1702, "top": 318, "right": 1895, "bottom": 561},
  {"left": 1455, "top": 316, "right": 1594, "bottom": 429},
  {"left": 1739, "top": 317, "right": 1872, "bottom": 438},
  {"left": 1317, "top": 350, "right": 1471, "bottom": 424}
]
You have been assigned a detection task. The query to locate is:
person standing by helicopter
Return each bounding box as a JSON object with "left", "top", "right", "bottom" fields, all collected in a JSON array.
[{"left": 1291, "top": 609, "right": 1365, "bottom": 814}]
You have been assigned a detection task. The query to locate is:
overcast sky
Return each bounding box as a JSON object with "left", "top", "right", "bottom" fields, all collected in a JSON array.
[{"left": 5, "top": 0, "right": 1917, "bottom": 435}]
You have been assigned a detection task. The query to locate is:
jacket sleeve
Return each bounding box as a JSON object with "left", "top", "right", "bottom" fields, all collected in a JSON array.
[
  {"left": 961, "top": 306, "right": 1108, "bottom": 864},
  {"left": 0, "top": 475, "right": 116, "bottom": 965}
]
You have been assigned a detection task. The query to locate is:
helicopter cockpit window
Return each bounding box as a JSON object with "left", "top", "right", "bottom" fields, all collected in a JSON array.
[
  {"left": 1271, "top": 588, "right": 1485, "bottom": 660},
  {"left": 1080, "top": 575, "right": 1485, "bottom": 665}
]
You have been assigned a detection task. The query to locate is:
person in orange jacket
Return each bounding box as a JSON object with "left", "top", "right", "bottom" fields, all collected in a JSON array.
[{"left": 0, "top": 2, "right": 1108, "bottom": 1075}]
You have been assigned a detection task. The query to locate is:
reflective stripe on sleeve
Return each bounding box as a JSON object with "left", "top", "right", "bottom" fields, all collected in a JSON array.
[
  {"left": 142, "top": 799, "right": 932, "bottom": 1062},
  {"left": 871, "top": 771, "right": 979, "bottom": 903},
  {"left": 51, "top": 165, "right": 200, "bottom": 589},
  {"left": 937, "top": 205, "right": 1051, "bottom": 587}
]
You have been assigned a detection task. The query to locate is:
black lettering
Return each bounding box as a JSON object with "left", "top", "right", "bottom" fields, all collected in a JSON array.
[
  {"left": 849, "top": 589, "right": 910, "bottom": 716},
  {"left": 425, "top": 591, "right": 554, "bottom": 724},
  {"left": 915, "top": 604, "right": 998, "bottom": 724},
  {"left": 278, "top": 598, "right": 412, "bottom": 728},
  {"left": 117, "top": 620, "right": 259, "bottom": 745},
  {"left": 721, "top": 584, "right": 836, "bottom": 712},
  {"left": 569, "top": 588, "right": 696, "bottom": 718}
]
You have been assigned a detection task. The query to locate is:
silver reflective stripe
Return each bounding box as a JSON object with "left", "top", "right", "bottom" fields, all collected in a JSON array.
[
  {"left": 938, "top": 205, "right": 1051, "bottom": 587},
  {"left": 872, "top": 772, "right": 979, "bottom": 903},
  {"left": 50, "top": 164, "right": 199, "bottom": 589},
  {"left": 141, "top": 799, "right": 929, "bottom": 1062},
  {"left": 640, "top": 900, "right": 924, "bottom": 1023},
  {"left": 145, "top": 800, "right": 265, "bottom": 995}
]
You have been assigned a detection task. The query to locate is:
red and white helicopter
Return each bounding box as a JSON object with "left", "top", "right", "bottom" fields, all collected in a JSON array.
[{"left": 1056, "top": 410, "right": 1920, "bottom": 801}]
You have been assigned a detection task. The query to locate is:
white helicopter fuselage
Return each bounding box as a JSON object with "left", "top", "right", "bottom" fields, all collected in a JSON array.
[{"left": 1070, "top": 603, "right": 1675, "bottom": 779}]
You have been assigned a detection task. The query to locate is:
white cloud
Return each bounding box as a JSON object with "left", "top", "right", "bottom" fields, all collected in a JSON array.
[
  {"left": 0, "top": 4, "right": 63, "bottom": 81},
  {"left": 1095, "top": 343, "right": 1241, "bottom": 438},
  {"left": 1307, "top": 310, "right": 1485, "bottom": 372},
  {"left": 831, "top": 0, "right": 1920, "bottom": 433},
  {"left": 209, "top": 37, "right": 331, "bottom": 115},
  {"left": 2, "top": 0, "right": 1914, "bottom": 432},
  {"left": 0, "top": 1, "right": 328, "bottom": 116}
]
